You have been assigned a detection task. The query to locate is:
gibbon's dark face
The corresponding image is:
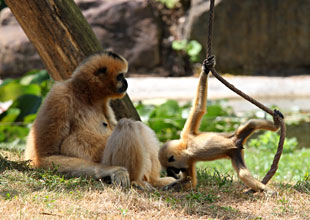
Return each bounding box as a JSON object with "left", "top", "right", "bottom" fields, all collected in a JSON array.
[
  {"left": 116, "top": 72, "right": 128, "bottom": 94},
  {"left": 72, "top": 52, "right": 129, "bottom": 101},
  {"left": 167, "top": 166, "right": 186, "bottom": 179},
  {"left": 94, "top": 67, "right": 128, "bottom": 95},
  {"left": 78, "top": 52, "right": 129, "bottom": 98},
  {"left": 159, "top": 140, "right": 188, "bottom": 179}
]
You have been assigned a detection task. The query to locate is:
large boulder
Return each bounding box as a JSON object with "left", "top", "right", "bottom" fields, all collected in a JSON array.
[
  {"left": 185, "top": 0, "right": 310, "bottom": 75},
  {"left": 78, "top": 0, "right": 161, "bottom": 73},
  {"left": 0, "top": 8, "right": 44, "bottom": 78}
]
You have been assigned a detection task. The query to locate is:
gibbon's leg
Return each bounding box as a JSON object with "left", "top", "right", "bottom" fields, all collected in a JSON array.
[
  {"left": 230, "top": 149, "right": 266, "bottom": 192},
  {"left": 102, "top": 119, "right": 153, "bottom": 190},
  {"left": 137, "top": 121, "right": 176, "bottom": 187},
  {"left": 181, "top": 70, "right": 208, "bottom": 138},
  {"left": 181, "top": 56, "right": 215, "bottom": 138},
  {"left": 102, "top": 119, "right": 175, "bottom": 189},
  {"left": 102, "top": 119, "right": 145, "bottom": 181},
  {"left": 38, "top": 155, "right": 130, "bottom": 186},
  {"left": 235, "top": 119, "right": 280, "bottom": 146}
]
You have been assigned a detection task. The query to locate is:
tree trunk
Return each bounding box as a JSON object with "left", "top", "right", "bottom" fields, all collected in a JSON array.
[{"left": 5, "top": 0, "right": 140, "bottom": 121}]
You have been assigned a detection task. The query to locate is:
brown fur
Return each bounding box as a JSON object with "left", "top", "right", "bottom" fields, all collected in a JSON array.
[
  {"left": 159, "top": 57, "right": 281, "bottom": 192},
  {"left": 25, "top": 51, "right": 174, "bottom": 189}
]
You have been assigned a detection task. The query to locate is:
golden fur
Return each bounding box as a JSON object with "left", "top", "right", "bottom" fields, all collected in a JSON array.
[
  {"left": 159, "top": 56, "right": 282, "bottom": 192},
  {"left": 25, "top": 51, "right": 174, "bottom": 188}
]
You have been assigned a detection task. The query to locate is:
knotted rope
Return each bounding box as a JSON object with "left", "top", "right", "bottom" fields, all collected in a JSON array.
[{"left": 206, "top": 0, "right": 286, "bottom": 185}]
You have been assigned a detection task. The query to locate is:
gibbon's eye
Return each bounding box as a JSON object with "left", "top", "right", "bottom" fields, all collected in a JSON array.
[
  {"left": 102, "top": 122, "right": 108, "bottom": 127},
  {"left": 95, "top": 67, "right": 107, "bottom": 76},
  {"left": 168, "top": 156, "right": 175, "bottom": 162},
  {"left": 116, "top": 73, "right": 124, "bottom": 81}
]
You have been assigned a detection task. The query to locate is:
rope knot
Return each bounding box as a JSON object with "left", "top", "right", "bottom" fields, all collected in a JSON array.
[{"left": 202, "top": 55, "right": 216, "bottom": 74}]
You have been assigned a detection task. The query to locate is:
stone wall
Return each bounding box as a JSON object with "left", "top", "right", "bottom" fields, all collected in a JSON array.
[{"left": 185, "top": 0, "right": 310, "bottom": 75}]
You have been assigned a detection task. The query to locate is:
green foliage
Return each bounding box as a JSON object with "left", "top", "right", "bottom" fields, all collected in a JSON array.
[
  {"left": 249, "top": 131, "right": 298, "bottom": 154},
  {"left": 294, "top": 172, "right": 310, "bottom": 194},
  {"left": 156, "top": 0, "right": 179, "bottom": 9},
  {"left": 186, "top": 189, "right": 216, "bottom": 203},
  {"left": 197, "top": 168, "right": 233, "bottom": 190},
  {"left": 136, "top": 100, "right": 236, "bottom": 142},
  {"left": 0, "top": 70, "right": 52, "bottom": 143},
  {"left": 0, "top": 0, "right": 6, "bottom": 11},
  {"left": 136, "top": 100, "right": 187, "bottom": 142},
  {"left": 200, "top": 101, "right": 239, "bottom": 132},
  {"left": 172, "top": 40, "right": 202, "bottom": 62}
]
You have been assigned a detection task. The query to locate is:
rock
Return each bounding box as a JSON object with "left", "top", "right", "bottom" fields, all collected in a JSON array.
[
  {"left": 78, "top": 0, "right": 161, "bottom": 72},
  {"left": 185, "top": 0, "right": 310, "bottom": 75},
  {"left": 0, "top": 0, "right": 169, "bottom": 78},
  {"left": 0, "top": 8, "right": 44, "bottom": 78}
]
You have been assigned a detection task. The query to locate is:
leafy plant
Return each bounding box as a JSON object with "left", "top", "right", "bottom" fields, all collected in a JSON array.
[
  {"left": 136, "top": 100, "right": 237, "bottom": 142},
  {"left": 172, "top": 40, "right": 202, "bottom": 62},
  {"left": 0, "top": 70, "right": 52, "bottom": 143},
  {"left": 249, "top": 131, "right": 299, "bottom": 154},
  {"left": 0, "top": 0, "right": 6, "bottom": 11},
  {"left": 136, "top": 100, "right": 187, "bottom": 142},
  {"left": 294, "top": 172, "right": 310, "bottom": 194},
  {"left": 156, "top": 0, "right": 179, "bottom": 9}
]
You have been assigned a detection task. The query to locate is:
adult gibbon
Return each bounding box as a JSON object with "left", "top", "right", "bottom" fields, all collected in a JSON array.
[
  {"left": 25, "top": 51, "right": 174, "bottom": 189},
  {"left": 159, "top": 56, "right": 283, "bottom": 192}
]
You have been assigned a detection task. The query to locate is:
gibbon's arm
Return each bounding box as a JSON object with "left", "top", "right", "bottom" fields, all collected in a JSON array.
[
  {"left": 102, "top": 99, "right": 117, "bottom": 129},
  {"left": 181, "top": 72, "right": 208, "bottom": 138},
  {"left": 181, "top": 57, "right": 215, "bottom": 138},
  {"left": 30, "top": 88, "right": 72, "bottom": 158}
]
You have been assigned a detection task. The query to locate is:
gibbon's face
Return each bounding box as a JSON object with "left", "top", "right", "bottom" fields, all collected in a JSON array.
[
  {"left": 74, "top": 52, "right": 129, "bottom": 99},
  {"left": 159, "top": 140, "right": 188, "bottom": 179}
]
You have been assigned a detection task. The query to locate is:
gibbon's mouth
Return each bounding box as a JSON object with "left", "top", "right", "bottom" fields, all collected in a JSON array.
[
  {"left": 117, "top": 79, "right": 128, "bottom": 93},
  {"left": 167, "top": 166, "right": 187, "bottom": 179}
]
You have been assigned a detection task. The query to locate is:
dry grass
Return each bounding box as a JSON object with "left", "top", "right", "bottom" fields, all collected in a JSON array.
[{"left": 1, "top": 149, "right": 309, "bottom": 220}]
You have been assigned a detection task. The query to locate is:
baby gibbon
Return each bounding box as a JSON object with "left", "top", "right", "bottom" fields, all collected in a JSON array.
[
  {"left": 25, "top": 51, "right": 174, "bottom": 189},
  {"left": 159, "top": 56, "right": 283, "bottom": 192}
]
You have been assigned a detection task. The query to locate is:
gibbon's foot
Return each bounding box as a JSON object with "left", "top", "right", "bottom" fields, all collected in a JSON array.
[
  {"left": 264, "top": 188, "right": 278, "bottom": 197},
  {"left": 131, "top": 181, "right": 156, "bottom": 192},
  {"left": 202, "top": 55, "right": 216, "bottom": 74},
  {"left": 273, "top": 109, "right": 284, "bottom": 126},
  {"left": 163, "top": 178, "right": 192, "bottom": 192},
  {"left": 98, "top": 167, "right": 130, "bottom": 188},
  {"left": 244, "top": 187, "right": 277, "bottom": 196}
]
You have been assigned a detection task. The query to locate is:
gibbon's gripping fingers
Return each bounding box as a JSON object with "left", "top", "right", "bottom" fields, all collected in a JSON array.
[
  {"left": 111, "top": 168, "right": 131, "bottom": 188},
  {"left": 163, "top": 177, "right": 192, "bottom": 191},
  {"left": 273, "top": 109, "right": 284, "bottom": 127},
  {"left": 245, "top": 187, "right": 277, "bottom": 196},
  {"left": 100, "top": 167, "right": 130, "bottom": 188},
  {"left": 131, "top": 181, "right": 156, "bottom": 192},
  {"left": 202, "top": 55, "right": 216, "bottom": 74}
]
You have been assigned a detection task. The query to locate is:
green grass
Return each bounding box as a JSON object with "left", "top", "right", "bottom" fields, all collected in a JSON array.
[{"left": 1, "top": 148, "right": 310, "bottom": 219}]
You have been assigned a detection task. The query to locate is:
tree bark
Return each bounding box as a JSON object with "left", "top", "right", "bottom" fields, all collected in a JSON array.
[{"left": 5, "top": 0, "right": 140, "bottom": 121}]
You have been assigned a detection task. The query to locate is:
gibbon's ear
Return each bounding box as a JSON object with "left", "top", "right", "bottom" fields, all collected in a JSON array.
[
  {"left": 168, "top": 156, "right": 175, "bottom": 162},
  {"left": 94, "top": 67, "right": 107, "bottom": 76}
]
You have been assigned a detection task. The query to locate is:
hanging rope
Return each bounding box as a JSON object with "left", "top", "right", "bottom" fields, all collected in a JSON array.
[{"left": 206, "top": 0, "right": 286, "bottom": 185}]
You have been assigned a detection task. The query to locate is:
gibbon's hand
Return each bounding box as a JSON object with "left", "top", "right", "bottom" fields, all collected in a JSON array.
[
  {"left": 202, "top": 55, "right": 216, "bottom": 74},
  {"left": 163, "top": 176, "right": 192, "bottom": 191},
  {"left": 273, "top": 109, "right": 284, "bottom": 127},
  {"left": 98, "top": 167, "right": 130, "bottom": 188}
]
